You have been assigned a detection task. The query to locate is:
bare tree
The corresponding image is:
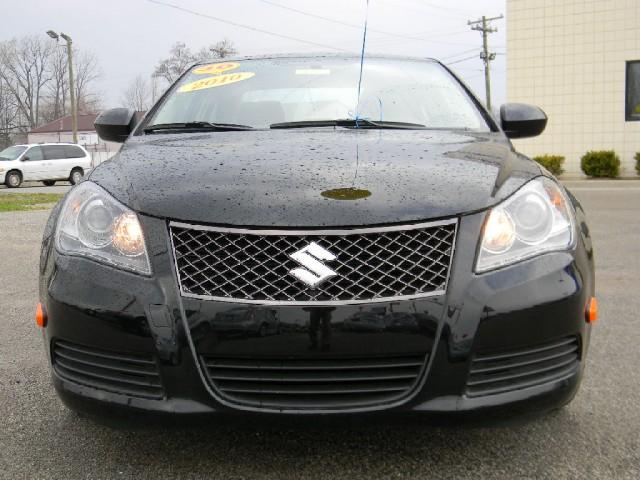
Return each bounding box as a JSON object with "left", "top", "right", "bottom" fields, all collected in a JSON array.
[
  {"left": 153, "top": 42, "right": 197, "bottom": 84},
  {"left": 208, "top": 38, "right": 237, "bottom": 59},
  {"left": 74, "top": 50, "right": 101, "bottom": 113},
  {"left": 154, "top": 39, "right": 239, "bottom": 86},
  {"left": 121, "top": 75, "right": 151, "bottom": 111},
  {"left": 0, "top": 36, "right": 54, "bottom": 129},
  {"left": 0, "top": 72, "right": 22, "bottom": 148},
  {"left": 0, "top": 35, "right": 101, "bottom": 144},
  {"left": 43, "top": 48, "right": 101, "bottom": 120},
  {"left": 150, "top": 75, "right": 163, "bottom": 104},
  {"left": 43, "top": 46, "right": 68, "bottom": 122}
]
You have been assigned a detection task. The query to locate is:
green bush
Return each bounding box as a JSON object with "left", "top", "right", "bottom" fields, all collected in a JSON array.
[
  {"left": 580, "top": 150, "right": 620, "bottom": 178},
  {"left": 635, "top": 152, "right": 640, "bottom": 176},
  {"left": 533, "top": 155, "right": 565, "bottom": 176}
]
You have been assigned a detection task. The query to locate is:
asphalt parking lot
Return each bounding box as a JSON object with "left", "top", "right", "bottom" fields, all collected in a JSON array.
[{"left": 1, "top": 180, "right": 639, "bottom": 479}]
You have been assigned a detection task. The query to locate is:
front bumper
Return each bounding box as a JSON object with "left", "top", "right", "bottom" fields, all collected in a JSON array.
[{"left": 40, "top": 210, "right": 595, "bottom": 416}]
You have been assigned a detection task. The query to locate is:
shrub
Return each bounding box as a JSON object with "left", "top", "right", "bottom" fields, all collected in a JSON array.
[
  {"left": 533, "top": 155, "right": 565, "bottom": 176},
  {"left": 635, "top": 152, "right": 640, "bottom": 176},
  {"left": 580, "top": 150, "right": 620, "bottom": 178}
]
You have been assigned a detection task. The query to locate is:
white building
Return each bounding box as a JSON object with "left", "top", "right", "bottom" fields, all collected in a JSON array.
[{"left": 507, "top": 0, "right": 639, "bottom": 176}]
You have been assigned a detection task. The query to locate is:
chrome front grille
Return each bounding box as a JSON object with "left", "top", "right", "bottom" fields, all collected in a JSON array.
[{"left": 170, "top": 220, "right": 457, "bottom": 304}]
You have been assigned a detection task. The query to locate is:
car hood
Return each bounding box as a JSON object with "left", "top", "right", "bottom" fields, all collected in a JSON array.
[{"left": 90, "top": 129, "right": 541, "bottom": 227}]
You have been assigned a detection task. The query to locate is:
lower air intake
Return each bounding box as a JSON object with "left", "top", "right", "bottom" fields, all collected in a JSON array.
[
  {"left": 466, "top": 336, "right": 580, "bottom": 397},
  {"left": 52, "top": 340, "right": 164, "bottom": 399},
  {"left": 202, "top": 354, "right": 427, "bottom": 410}
]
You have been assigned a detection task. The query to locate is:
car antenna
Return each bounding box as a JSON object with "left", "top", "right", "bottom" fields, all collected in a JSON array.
[{"left": 354, "top": 0, "right": 370, "bottom": 129}]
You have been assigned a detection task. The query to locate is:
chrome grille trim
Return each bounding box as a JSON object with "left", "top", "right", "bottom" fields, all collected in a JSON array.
[{"left": 170, "top": 219, "right": 457, "bottom": 306}]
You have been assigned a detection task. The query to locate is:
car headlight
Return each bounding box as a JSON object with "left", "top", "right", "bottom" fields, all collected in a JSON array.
[
  {"left": 55, "top": 181, "right": 151, "bottom": 275},
  {"left": 476, "top": 177, "right": 574, "bottom": 272}
]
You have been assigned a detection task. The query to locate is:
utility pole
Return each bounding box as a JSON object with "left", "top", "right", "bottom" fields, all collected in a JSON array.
[
  {"left": 468, "top": 15, "right": 503, "bottom": 112},
  {"left": 46, "top": 31, "right": 78, "bottom": 143}
]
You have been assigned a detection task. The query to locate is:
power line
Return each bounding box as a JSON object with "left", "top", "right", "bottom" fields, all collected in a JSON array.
[
  {"left": 418, "top": 1, "right": 470, "bottom": 15},
  {"left": 441, "top": 48, "right": 479, "bottom": 61},
  {"left": 257, "top": 0, "right": 476, "bottom": 47},
  {"left": 258, "top": 0, "right": 368, "bottom": 32},
  {"left": 377, "top": 0, "right": 465, "bottom": 21},
  {"left": 365, "top": 29, "right": 470, "bottom": 48},
  {"left": 145, "top": 0, "right": 347, "bottom": 52},
  {"left": 446, "top": 55, "right": 478, "bottom": 66}
]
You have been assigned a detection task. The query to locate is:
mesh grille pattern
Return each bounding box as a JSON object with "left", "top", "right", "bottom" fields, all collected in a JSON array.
[{"left": 171, "top": 221, "right": 456, "bottom": 303}]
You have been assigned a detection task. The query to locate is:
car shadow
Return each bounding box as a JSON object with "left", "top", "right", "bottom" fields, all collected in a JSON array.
[
  {"left": 78, "top": 406, "right": 564, "bottom": 431},
  {"left": 55, "top": 406, "right": 582, "bottom": 478}
]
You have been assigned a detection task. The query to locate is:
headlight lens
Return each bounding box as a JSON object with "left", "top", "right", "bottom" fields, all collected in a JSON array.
[
  {"left": 55, "top": 182, "right": 151, "bottom": 275},
  {"left": 476, "top": 177, "right": 573, "bottom": 272}
]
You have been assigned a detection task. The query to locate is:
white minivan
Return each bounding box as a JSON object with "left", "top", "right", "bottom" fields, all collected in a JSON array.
[{"left": 0, "top": 143, "right": 92, "bottom": 188}]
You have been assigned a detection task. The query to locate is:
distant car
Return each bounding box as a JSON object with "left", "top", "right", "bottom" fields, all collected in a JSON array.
[
  {"left": 212, "top": 307, "right": 280, "bottom": 337},
  {"left": 0, "top": 143, "right": 91, "bottom": 188},
  {"left": 384, "top": 312, "right": 419, "bottom": 333},
  {"left": 342, "top": 311, "right": 386, "bottom": 332}
]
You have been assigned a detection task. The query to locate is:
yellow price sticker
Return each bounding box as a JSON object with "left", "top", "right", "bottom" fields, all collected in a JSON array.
[
  {"left": 193, "top": 62, "right": 240, "bottom": 75},
  {"left": 178, "top": 72, "right": 255, "bottom": 93}
]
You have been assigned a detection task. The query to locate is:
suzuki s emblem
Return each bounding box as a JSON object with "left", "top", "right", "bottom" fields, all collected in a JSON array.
[{"left": 288, "top": 242, "right": 338, "bottom": 288}]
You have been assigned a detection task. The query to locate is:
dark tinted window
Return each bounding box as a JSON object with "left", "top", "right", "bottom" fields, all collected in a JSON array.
[
  {"left": 64, "top": 145, "right": 85, "bottom": 158},
  {"left": 25, "top": 146, "right": 44, "bottom": 161},
  {"left": 626, "top": 61, "right": 640, "bottom": 121},
  {"left": 43, "top": 145, "right": 69, "bottom": 160}
]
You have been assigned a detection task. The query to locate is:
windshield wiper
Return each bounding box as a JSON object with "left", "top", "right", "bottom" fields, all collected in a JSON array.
[
  {"left": 143, "top": 121, "right": 254, "bottom": 133},
  {"left": 270, "top": 119, "right": 426, "bottom": 130}
]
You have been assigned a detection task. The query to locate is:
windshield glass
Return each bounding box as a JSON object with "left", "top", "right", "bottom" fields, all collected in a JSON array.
[
  {"left": 0, "top": 146, "right": 27, "bottom": 161},
  {"left": 147, "top": 57, "right": 489, "bottom": 131}
]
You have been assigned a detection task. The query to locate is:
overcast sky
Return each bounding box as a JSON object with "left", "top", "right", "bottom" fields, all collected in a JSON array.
[{"left": 3, "top": 0, "right": 506, "bottom": 109}]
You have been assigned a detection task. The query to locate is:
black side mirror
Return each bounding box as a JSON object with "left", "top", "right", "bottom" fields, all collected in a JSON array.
[
  {"left": 500, "top": 103, "right": 548, "bottom": 139},
  {"left": 94, "top": 108, "right": 137, "bottom": 143},
  {"left": 22, "top": 156, "right": 29, "bottom": 161}
]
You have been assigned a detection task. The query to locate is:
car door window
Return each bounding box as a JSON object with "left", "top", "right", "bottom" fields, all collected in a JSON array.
[
  {"left": 64, "top": 145, "right": 86, "bottom": 158},
  {"left": 43, "top": 145, "right": 68, "bottom": 160},
  {"left": 24, "top": 146, "right": 44, "bottom": 161}
]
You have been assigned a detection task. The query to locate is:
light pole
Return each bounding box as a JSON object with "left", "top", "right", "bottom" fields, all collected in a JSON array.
[{"left": 46, "top": 30, "right": 78, "bottom": 144}]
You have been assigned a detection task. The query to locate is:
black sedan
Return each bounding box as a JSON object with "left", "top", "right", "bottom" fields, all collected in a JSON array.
[{"left": 37, "top": 55, "right": 596, "bottom": 417}]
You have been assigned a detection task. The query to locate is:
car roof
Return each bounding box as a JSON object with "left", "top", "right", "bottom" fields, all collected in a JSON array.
[
  {"left": 14, "top": 143, "right": 85, "bottom": 147},
  {"left": 194, "top": 53, "right": 440, "bottom": 67}
]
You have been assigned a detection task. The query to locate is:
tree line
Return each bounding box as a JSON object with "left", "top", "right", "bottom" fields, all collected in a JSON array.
[
  {"left": 0, "top": 35, "right": 100, "bottom": 148},
  {"left": 0, "top": 36, "right": 237, "bottom": 148},
  {"left": 120, "top": 39, "right": 237, "bottom": 112}
]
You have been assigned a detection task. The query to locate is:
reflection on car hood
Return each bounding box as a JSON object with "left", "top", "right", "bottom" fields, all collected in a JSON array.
[{"left": 90, "top": 129, "right": 542, "bottom": 227}]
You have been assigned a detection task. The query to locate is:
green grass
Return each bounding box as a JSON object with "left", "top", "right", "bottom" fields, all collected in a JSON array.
[{"left": 0, "top": 193, "right": 64, "bottom": 212}]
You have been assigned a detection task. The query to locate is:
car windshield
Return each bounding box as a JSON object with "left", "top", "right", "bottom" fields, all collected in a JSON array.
[
  {"left": 0, "top": 145, "right": 27, "bottom": 161},
  {"left": 147, "top": 57, "right": 490, "bottom": 131}
]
